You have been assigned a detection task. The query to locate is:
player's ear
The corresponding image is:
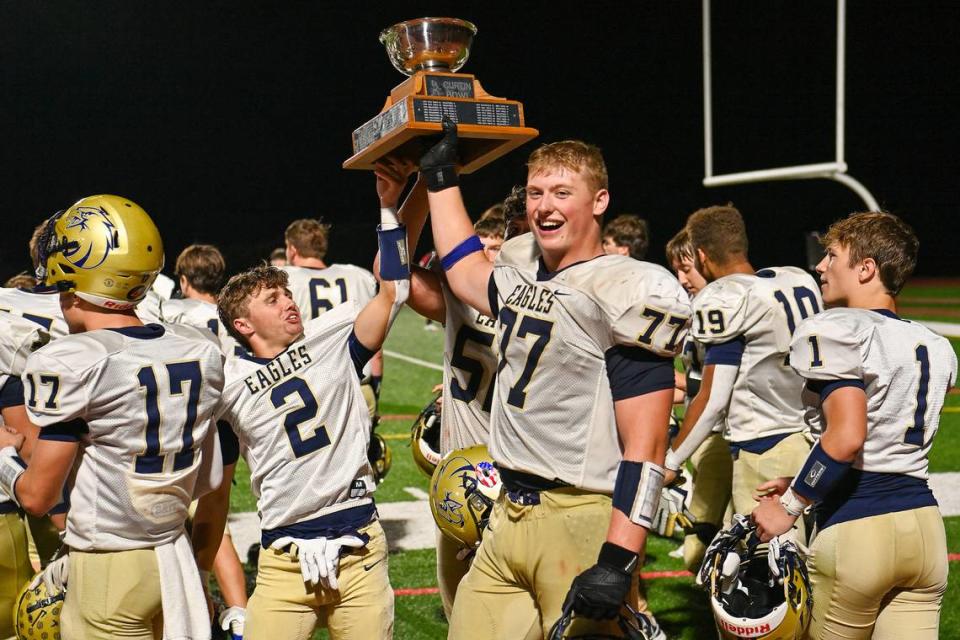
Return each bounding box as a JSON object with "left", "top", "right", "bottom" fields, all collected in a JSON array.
[
  {"left": 285, "top": 244, "right": 297, "bottom": 263},
  {"left": 858, "top": 257, "right": 879, "bottom": 285},
  {"left": 233, "top": 317, "right": 255, "bottom": 340},
  {"left": 695, "top": 248, "right": 708, "bottom": 271},
  {"left": 592, "top": 189, "right": 610, "bottom": 217}
]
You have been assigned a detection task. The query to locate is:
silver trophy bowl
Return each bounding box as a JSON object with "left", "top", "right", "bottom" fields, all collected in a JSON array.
[{"left": 379, "top": 17, "right": 477, "bottom": 76}]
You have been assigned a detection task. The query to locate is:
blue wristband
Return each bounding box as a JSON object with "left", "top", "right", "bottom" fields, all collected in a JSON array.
[
  {"left": 377, "top": 224, "right": 410, "bottom": 280},
  {"left": 440, "top": 235, "right": 483, "bottom": 272},
  {"left": 791, "top": 441, "right": 851, "bottom": 504}
]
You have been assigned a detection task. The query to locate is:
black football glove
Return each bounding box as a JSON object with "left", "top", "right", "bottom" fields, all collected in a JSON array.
[
  {"left": 419, "top": 116, "right": 460, "bottom": 192},
  {"left": 562, "top": 543, "right": 637, "bottom": 620}
]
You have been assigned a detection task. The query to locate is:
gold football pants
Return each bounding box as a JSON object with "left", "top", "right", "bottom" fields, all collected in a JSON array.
[
  {"left": 61, "top": 548, "right": 163, "bottom": 640},
  {"left": 732, "top": 431, "right": 811, "bottom": 543},
  {"left": 1, "top": 511, "right": 32, "bottom": 638},
  {"left": 245, "top": 519, "right": 393, "bottom": 640},
  {"left": 682, "top": 432, "right": 733, "bottom": 572},
  {"left": 436, "top": 527, "right": 470, "bottom": 620},
  {"left": 448, "top": 488, "right": 650, "bottom": 640},
  {"left": 808, "top": 506, "right": 946, "bottom": 640}
]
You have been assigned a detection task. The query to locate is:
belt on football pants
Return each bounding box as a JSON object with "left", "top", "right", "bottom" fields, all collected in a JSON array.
[
  {"left": 0, "top": 501, "right": 19, "bottom": 515},
  {"left": 498, "top": 467, "right": 570, "bottom": 506}
]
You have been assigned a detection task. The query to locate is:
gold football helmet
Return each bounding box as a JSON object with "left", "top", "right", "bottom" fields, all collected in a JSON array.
[
  {"left": 368, "top": 432, "right": 392, "bottom": 483},
  {"left": 36, "top": 194, "right": 164, "bottom": 310},
  {"left": 14, "top": 580, "right": 65, "bottom": 640},
  {"left": 429, "top": 444, "right": 502, "bottom": 550},
  {"left": 410, "top": 395, "right": 442, "bottom": 477},
  {"left": 699, "top": 515, "right": 811, "bottom": 640}
]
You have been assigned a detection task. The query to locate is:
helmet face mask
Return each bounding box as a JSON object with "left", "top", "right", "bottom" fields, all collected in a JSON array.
[
  {"left": 410, "top": 395, "right": 442, "bottom": 477},
  {"left": 37, "top": 195, "right": 164, "bottom": 311},
  {"left": 700, "top": 516, "right": 811, "bottom": 640},
  {"left": 368, "top": 432, "right": 392, "bottom": 483},
  {"left": 429, "top": 444, "right": 502, "bottom": 550}
]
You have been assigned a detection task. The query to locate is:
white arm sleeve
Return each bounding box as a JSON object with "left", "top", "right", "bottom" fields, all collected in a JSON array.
[{"left": 666, "top": 363, "right": 738, "bottom": 470}]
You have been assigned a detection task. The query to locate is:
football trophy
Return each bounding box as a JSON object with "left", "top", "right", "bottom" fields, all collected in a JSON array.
[{"left": 343, "top": 17, "right": 538, "bottom": 173}]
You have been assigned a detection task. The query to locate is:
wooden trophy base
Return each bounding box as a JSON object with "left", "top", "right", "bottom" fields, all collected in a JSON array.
[{"left": 343, "top": 71, "right": 538, "bottom": 174}]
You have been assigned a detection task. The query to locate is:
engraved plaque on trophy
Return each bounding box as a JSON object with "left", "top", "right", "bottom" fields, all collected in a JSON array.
[{"left": 343, "top": 17, "right": 539, "bottom": 174}]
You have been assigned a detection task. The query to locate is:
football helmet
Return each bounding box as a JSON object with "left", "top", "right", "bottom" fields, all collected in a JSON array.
[
  {"left": 429, "top": 444, "right": 501, "bottom": 550},
  {"left": 699, "top": 515, "right": 811, "bottom": 640},
  {"left": 410, "top": 395, "right": 442, "bottom": 477},
  {"left": 36, "top": 194, "right": 164, "bottom": 310},
  {"left": 368, "top": 432, "right": 392, "bottom": 483},
  {"left": 548, "top": 600, "right": 662, "bottom": 640},
  {"left": 14, "top": 579, "right": 65, "bottom": 640}
]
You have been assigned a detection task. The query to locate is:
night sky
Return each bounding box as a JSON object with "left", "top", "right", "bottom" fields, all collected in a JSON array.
[{"left": 2, "top": 1, "right": 957, "bottom": 281}]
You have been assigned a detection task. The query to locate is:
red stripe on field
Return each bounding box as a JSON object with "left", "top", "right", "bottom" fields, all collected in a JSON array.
[
  {"left": 393, "top": 571, "right": 693, "bottom": 597},
  {"left": 394, "top": 557, "right": 960, "bottom": 596},
  {"left": 395, "top": 587, "right": 440, "bottom": 596},
  {"left": 640, "top": 569, "right": 694, "bottom": 579},
  {"left": 382, "top": 414, "right": 417, "bottom": 421}
]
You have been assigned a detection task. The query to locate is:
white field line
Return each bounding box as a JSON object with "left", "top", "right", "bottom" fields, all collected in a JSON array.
[
  {"left": 917, "top": 320, "right": 960, "bottom": 338},
  {"left": 404, "top": 487, "right": 430, "bottom": 500},
  {"left": 384, "top": 349, "right": 444, "bottom": 371}
]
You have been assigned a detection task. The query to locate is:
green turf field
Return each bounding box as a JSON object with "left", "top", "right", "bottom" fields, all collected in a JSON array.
[{"left": 224, "top": 281, "right": 960, "bottom": 639}]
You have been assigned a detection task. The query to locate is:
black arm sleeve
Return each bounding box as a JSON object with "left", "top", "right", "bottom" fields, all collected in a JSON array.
[{"left": 604, "top": 346, "right": 675, "bottom": 401}]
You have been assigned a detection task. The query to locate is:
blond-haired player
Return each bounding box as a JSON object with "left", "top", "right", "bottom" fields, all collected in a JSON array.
[
  {"left": 419, "top": 119, "right": 686, "bottom": 638},
  {"left": 0, "top": 195, "right": 225, "bottom": 640},
  {"left": 753, "top": 211, "right": 956, "bottom": 639},
  {"left": 664, "top": 205, "right": 821, "bottom": 545},
  {"left": 663, "top": 228, "right": 732, "bottom": 572},
  {"left": 200, "top": 169, "right": 413, "bottom": 640}
]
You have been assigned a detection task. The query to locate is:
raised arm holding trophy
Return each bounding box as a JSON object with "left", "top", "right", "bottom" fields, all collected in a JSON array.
[{"left": 343, "top": 17, "right": 538, "bottom": 173}]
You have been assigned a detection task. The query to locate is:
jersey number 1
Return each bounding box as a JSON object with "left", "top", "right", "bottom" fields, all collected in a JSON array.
[
  {"left": 136, "top": 361, "right": 203, "bottom": 474},
  {"left": 905, "top": 345, "right": 930, "bottom": 447}
]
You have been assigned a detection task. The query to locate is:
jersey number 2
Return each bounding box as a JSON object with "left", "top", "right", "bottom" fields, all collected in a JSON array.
[{"left": 271, "top": 377, "right": 331, "bottom": 458}]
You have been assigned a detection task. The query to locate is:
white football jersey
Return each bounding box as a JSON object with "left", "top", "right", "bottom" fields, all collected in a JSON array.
[
  {"left": 282, "top": 264, "right": 376, "bottom": 321},
  {"left": 692, "top": 267, "right": 822, "bottom": 442},
  {"left": 160, "top": 297, "right": 243, "bottom": 357},
  {"left": 137, "top": 273, "right": 176, "bottom": 324},
  {"left": 23, "top": 324, "right": 225, "bottom": 551},
  {"left": 440, "top": 283, "right": 497, "bottom": 454},
  {"left": 790, "top": 308, "right": 957, "bottom": 479},
  {"left": 489, "top": 234, "right": 691, "bottom": 493},
  {"left": 216, "top": 302, "right": 375, "bottom": 531},
  {"left": 0, "top": 315, "right": 49, "bottom": 508},
  {"left": 0, "top": 287, "right": 68, "bottom": 338}
]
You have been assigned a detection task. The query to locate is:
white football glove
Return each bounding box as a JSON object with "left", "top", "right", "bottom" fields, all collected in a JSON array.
[
  {"left": 219, "top": 605, "right": 246, "bottom": 637},
  {"left": 270, "top": 535, "right": 365, "bottom": 589},
  {"left": 652, "top": 484, "right": 695, "bottom": 537},
  {"left": 30, "top": 554, "right": 69, "bottom": 594}
]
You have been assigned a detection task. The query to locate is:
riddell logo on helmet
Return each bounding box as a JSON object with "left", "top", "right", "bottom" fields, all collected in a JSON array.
[{"left": 718, "top": 619, "right": 771, "bottom": 637}]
